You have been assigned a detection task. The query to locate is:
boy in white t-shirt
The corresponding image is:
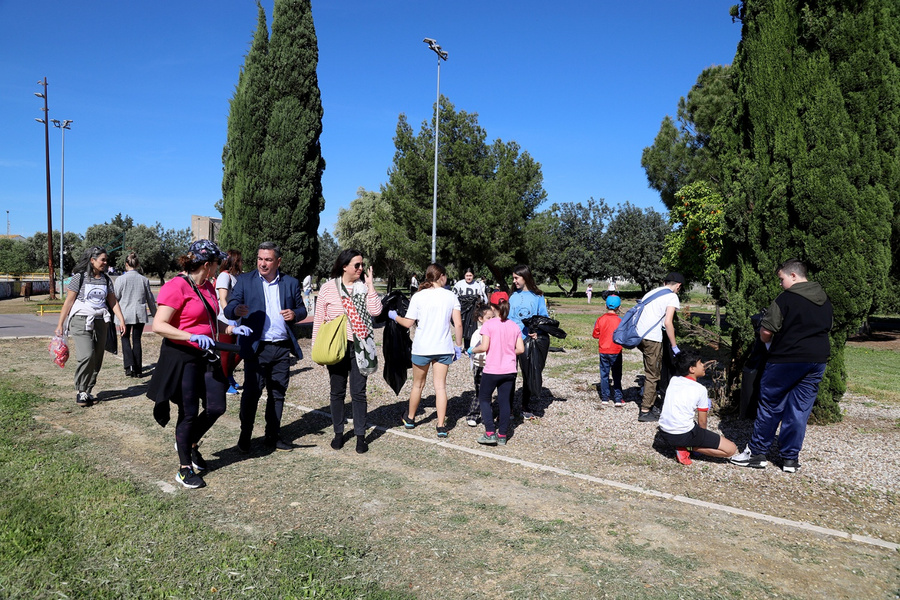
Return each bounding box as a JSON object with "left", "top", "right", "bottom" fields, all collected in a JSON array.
[{"left": 658, "top": 347, "right": 737, "bottom": 465}]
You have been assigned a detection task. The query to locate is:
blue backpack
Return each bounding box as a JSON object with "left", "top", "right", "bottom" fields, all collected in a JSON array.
[{"left": 612, "top": 288, "right": 674, "bottom": 349}]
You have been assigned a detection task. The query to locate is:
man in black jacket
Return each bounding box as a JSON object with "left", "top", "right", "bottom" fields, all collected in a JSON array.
[
  {"left": 224, "top": 242, "right": 306, "bottom": 453},
  {"left": 732, "top": 259, "right": 832, "bottom": 473}
]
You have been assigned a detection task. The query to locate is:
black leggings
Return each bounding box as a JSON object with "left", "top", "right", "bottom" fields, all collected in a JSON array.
[
  {"left": 479, "top": 372, "right": 516, "bottom": 436},
  {"left": 327, "top": 342, "right": 368, "bottom": 436},
  {"left": 121, "top": 323, "right": 144, "bottom": 373},
  {"left": 175, "top": 360, "right": 227, "bottom": 467}
]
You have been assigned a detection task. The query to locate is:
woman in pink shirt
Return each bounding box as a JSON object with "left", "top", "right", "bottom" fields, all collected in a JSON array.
[
  {"left": 468, "top": 291, "right": 525, "bottom": 446},
  {"left": 148, "top": 239, "right": 251, "bottom": 489}
]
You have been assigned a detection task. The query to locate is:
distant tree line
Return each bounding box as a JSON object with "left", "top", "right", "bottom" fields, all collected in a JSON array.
[{"left": 0, "top": 213, "right": 189, "bottom": 283}]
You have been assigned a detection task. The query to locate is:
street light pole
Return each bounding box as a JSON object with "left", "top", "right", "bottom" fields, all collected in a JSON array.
[
  {"left": 423, "top": 38, "right": 448, "bottom": 264},
  {"left": 52, "top": 119, "right": 73, "bottom": 292},
  {"left": 34, "top": 77, "right": 56, "bottom": 299}
]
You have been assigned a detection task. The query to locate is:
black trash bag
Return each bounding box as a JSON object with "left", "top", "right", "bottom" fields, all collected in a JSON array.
[
  {"left": 740, "top": 311, "right": 769, "bottom": 420},
  {"left": 519, "top": 316, "right": 566, "bottom": 399},
  {"left": 379, "top": 290, "right": 412, "bottom": 395},
  {"left": 521, "top": 332, "right": 551, "bottom": 398},
  {"left": 458, "top": 295, "right": 481, "bottom": 348},
  {"left": 524, "top": 315, "right": 567, "bottom": 340}
]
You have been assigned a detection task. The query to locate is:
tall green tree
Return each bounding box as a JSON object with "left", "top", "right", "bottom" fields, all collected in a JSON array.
[
  {"left": 221, "top": 0, "right": 325, "bottom": 278},
  {"left": 718, "top": 0, "right": 897, "bottom": 423},
  {"left": 526, "top": 198, "right": 612, "bottom": 296},
  {"left": 603, "top": 203, "right": 669, "bottom": 292},
  {"left": 260, "top": 0, "right": 325, "bottom": 277},
  {"left": 642, "top": 65, "right": 735, "bottom": 210},
  {"left": 220, "top": 2, "right": 271, "bottom": 266},
  {"left": 81, "top": 214, "right": 134, "bottom": 268},
  {"left": 314, "top": 230, "right": 340, "bottom": 285},
  {"left": 335, "top": 188, "right": 409, "bottom": 291},
  {"left": 662, "top": 181, "right": 725, "bottom": 286},
  {"left": 378, "top": 97, "right": 546, "bottom": 286}
]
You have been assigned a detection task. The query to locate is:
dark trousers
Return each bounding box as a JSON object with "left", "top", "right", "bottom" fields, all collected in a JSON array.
[
  {"left": 175, "top": 360, "right": 227, "bottom": 466},
  {"left": 121, "top": 323, "right": 145, "bottom": 374},
  {"left": 467, "top": 367, "right": 484, "bottom": 416},
  {"left": 598, "top": 353, "right": 623, "bottom": 402},
  {"left": 240, "top": 341, "right": 292, "bottom": 441},
  {"left": 327, "top": 341, "right": 368, "bottom": 436},
  {"left": 517, "top": 354, "right": 533, "bottom": 411},
  {"left": 479, "top": 372, "right": 516, "bottom": 436},
  {"left": 749, "top": 362, "right": 826, "bottom": 460}
]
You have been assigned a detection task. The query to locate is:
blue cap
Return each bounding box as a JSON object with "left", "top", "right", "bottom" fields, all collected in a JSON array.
[{"left": 606, "top": 295, "right": 621, "bottom": 309}]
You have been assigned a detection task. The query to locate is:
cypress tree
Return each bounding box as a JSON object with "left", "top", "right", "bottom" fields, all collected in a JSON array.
[
  {"left": 260, "top": 0, "right": 325, "bottom": 277},
  {"left": 718, "top": 0, "right": 896, "bottom": 423},
  {"left": 221, "top": 2, "right": 271, "bottom": 264}
]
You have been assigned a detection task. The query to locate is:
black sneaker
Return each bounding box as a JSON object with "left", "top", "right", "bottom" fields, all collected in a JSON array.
[
  {"left": 330, "top": 433, "right": 345, "bottom": 450},
  {"left": 175, "top": 467, "right": 206, "bottom": 489},
  {"left": 730, "top": 448, "right": 767, "bottom": 469},
  {"left": 191, "top": 447, "right": 207, "bottom": 473},
  {"left": 637, "top": 410, "right": 659, "bottom": 422},
  {"left": 355, "top": 435, "right": 369, "bottom": 454},
  {"left": 782, "top": 459, "right": 800, "bottom": 473},
  {"left": 436, "top": 426, "right": 449, "bottom": 438},
  {"left": 76, "top": 391, "right": 91, "bottom": 407},
  {"left": 237, "top": 433, "right": 251, "bottom": 454},
  {"left": 400, "top": 414, "right": 416, "bottom": 429},
  {"left": 265, "top": 437, "right": 293, "bottom": 452}
]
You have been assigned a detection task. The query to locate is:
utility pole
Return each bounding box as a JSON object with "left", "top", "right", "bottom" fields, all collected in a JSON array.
[{"left": 34, "top": 77, "right": 56, "bottom": 299}]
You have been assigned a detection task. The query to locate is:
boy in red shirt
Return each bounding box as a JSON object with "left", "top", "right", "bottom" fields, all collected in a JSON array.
[{"left": 592, "top": 295, "right": 624, "bottom": 406}]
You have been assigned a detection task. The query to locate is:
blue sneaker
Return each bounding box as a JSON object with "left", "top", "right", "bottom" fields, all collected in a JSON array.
[{"left": 227, "top": 385, "right": 239, "bottom": 395}]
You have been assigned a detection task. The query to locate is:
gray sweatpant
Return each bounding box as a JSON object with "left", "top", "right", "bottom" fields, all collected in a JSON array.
[{"left": 69, "top": 315, "right": 109, "bottom": 394}]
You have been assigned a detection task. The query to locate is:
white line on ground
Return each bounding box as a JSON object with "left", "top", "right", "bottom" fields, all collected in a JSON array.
[{"left": 286, "top": 401, "right": 900, "bottom": 553}]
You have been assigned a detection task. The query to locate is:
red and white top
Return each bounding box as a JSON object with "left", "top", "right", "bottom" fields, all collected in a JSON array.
[{"left": 312, "top": 278, "right": 382, "bottom": 344}]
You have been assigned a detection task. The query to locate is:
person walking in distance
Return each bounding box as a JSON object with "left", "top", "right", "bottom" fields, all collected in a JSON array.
[{"left": 114, "top": 252, "right": 157, "bottom": 378}]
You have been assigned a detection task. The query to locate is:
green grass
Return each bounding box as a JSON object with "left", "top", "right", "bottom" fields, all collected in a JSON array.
[
  {"left": 845, "top": 345, "right": 900, "bottom": 405},
  {"left": 0, "top": 381, "right": 410, "bottom": 600}
]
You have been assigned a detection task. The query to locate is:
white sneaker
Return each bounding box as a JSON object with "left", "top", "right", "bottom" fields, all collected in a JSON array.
[
  {"left": 730, "top": 448, "right": 752, "bottom": 466},
  {"left": 466, "top": 416, "right": 478, "bottom": 427}
]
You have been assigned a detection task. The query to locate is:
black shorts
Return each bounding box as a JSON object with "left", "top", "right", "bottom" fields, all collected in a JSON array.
[{"left": 658, "top": 423, "right": 721, "bottom": 450}]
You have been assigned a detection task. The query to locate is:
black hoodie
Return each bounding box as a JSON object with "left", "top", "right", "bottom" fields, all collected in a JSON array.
[{"left": 760, "top": 281, "right": 833, "bottom": 364}]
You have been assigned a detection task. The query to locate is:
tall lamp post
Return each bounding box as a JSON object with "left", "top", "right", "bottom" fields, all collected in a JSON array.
[
  {"left": 423, "top": 38, "right": 448, "bottom": 264},
  {"left": 52, "top": 119, "right": 73, "bottom": 292},
  {"left": 34, "top": 77, "right": 56, "bottom": 299}
]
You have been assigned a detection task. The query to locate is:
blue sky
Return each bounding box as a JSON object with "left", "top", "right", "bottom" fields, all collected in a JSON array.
[{"left": 0, "top": 1, "right": 741, "bottom": 242}]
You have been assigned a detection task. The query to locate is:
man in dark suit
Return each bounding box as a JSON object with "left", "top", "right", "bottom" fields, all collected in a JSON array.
[{"left": 224, "top": 241, "right": 306, "bottom": 452}]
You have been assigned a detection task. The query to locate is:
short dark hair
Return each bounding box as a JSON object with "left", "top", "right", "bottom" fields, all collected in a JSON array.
[
  {"left": 258, "top": 241, "right": 282, "bottom": 259},
  {"left": 674, "top": 346, "right": 703, "bottom": 377},
  {"left": 777, "top": 258, "right": 807, "bottom": 279}
]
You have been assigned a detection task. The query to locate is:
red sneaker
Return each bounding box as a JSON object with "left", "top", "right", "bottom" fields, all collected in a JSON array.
[{"left": 675, "top": 447, "right": 692, "bottom": 465}]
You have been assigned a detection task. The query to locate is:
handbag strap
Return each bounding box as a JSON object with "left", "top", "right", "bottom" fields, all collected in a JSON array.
[{"left": 179, "top": 274, "right": 218, "bottom": 342}]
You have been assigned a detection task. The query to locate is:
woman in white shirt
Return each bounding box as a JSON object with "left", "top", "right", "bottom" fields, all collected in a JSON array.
[
  {"left": 391, "top": 263, "right": 463, "bottom": 438},
  {"left": 215, "top": 249, "right": 244, "bottom": 394}
]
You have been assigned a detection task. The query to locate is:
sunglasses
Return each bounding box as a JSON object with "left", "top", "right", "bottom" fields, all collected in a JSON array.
[{"left": 351, "top": 262, "right": 364, "bottom": 270}]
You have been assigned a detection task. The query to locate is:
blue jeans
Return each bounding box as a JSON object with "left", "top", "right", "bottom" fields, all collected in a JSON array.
[
  {"left": 598, "top": 353, "right": 623, "bottom": 402},
  {"left": 749, "top": 362, "right": 826, "bottom": 460}
]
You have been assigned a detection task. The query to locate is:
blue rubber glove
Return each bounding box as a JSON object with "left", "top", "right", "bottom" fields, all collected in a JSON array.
[
  {"left": 388, "top": 310, "right": 398, "bottom": 321},
  {"left": 190, "top": 334, "right": 214, "bottom": 350},
  {"left": 232, "top": 325, "right": 253, "bottom": 337},
  {"left": 466, "top": 346, "right": 475, "bottom": 356},
  {"left": 453, "top": 346, "right": 463, "bottom": 361},
  {"left": 671, "top": 345, "right": 680, "bottom": 355}
]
